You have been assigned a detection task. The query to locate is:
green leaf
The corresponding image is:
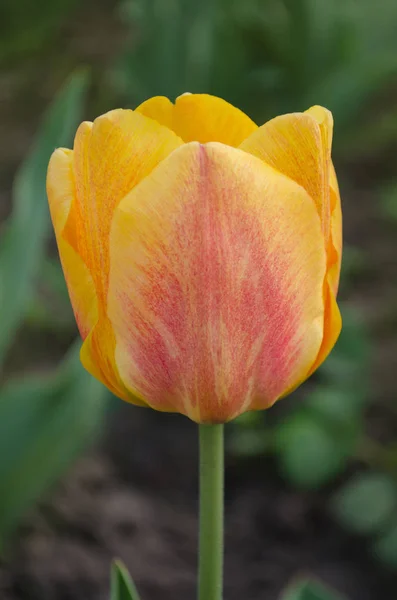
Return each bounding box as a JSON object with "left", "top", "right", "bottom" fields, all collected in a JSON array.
[
  {"left": 111, "top": 560, "right": 141, "bottom": 600},
  {"left": 281, "top": 579, "right": 346, "bottom": 600},
  {"left": 276, "top": 412, "right": 352, "bottom": 489},
  {"left": 0, "top": 69, "right": 89, "bottom": 366},
  {"left": 372, "top": 518, "right": 397, "bottom": 569},
  {"left": 332, "top": 472, "right": 397, "bottom": 535},
  {"left": 0, "top": 341, "right": 109, "bottom": 544}
]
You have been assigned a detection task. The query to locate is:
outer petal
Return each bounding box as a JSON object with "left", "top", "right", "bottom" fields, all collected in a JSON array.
[
  {"left": 240, "top": 106, "right": 342, "bottom": 380},
  {"left": 56, "top": 111, "right": 182, "bottom": 403},
  {"left": 239, "top": 107, "right": 332, "bottom": 241},
  {"left": 136, "top": 94, "right": 258, "bottom": 147},
  {"left": 308, "top": 280, "right": 342, "bottom": 376},
  {"left": 47, "top": 150, "right": 134, "bottom": 401},
  {"left": 80, "top": 314, "right": 148, "bottom": 406},
  {"left": 280, "top": 285, "right": 342, "bottom": 398},
  {"left": 305, "top": 164, "right": 342, "bottom": 375},
  {"left": 64, "top": 109, "right": 184, "bottom": 306},
  {"left": 308, "top": 107, "right": 342, "bottom": 292},
  {"left": 108, "top": 142, "right": 327, "bottom": 423},
  {"left": 46, "top": 149, "right": 97, "bottom": 339},
  {"left": 328, "top": 163, "right": 342, "bottom": 294}
]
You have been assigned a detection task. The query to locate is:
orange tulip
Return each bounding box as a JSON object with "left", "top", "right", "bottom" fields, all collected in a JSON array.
[{"left": 47, "top": 94, "right": 342, "bottom": 423}]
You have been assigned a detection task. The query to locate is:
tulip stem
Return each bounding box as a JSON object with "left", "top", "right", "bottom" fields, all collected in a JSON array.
[{"left": 198, "top": 423, "right": 224, "bottom": 600}]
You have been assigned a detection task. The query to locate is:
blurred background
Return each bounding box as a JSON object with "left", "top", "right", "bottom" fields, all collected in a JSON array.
[{"left": 0, "top": 0, "right": 397, "bottom": 598}]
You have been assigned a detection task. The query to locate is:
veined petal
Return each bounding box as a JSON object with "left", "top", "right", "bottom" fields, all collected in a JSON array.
[
  {"left": 63, "top": 109, "right": 184, "bottom": 307},
  {"left": 328, "top": 163, "right": 342, "bottom": 294},
  {"left": 281, "top": 270, "right": 342, "bottom": 398},
  {"left": 49, "top": 113, "right": 183, "bottom": 403},
  {"left": 80, "top": 315, "right": 148, "bottom": 406},
  {"left": 108, "top": 142, "right": 327, "bottom": 423},
  {"left": 308, "top": 276, "right": 342, "bottom": 375},
  {"left": 136, "top": 94, "right": 258, "bottom": 146},
  {"left": 47, "top": 149, "right": 97, "bottom": 339},
  {"left": 240, "top": 106, "right": 333, "bottom": 240},
  {"left": 239, "top": 106, "right": 342, "bottom": 372}
]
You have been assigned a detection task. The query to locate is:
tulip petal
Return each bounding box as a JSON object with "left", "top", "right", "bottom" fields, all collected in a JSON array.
[
  {"left": 63, "top": 109, "right": 183, "bottom": 306},
  {"left": 47, "top": 151, "right": 134, "bottom": 401},
  {"left": 280, "top": 276, "right": 341, "bottom": 397},
  {"left": 173, "top": 94, "right": 258, "bottom": 145},
  {"left": 328, "top": 163, "right": 342, "bottom": 294},
  {"left": 47, "top": 149, "right": 97, "bottom": 339},
  {"left": 136, "top": 94, "right": 258, "bottom": 146},
  {"left": 239, "top": 106, "right": 342, "bottom": 363},
  {"left": 308, "top": 277, "right": 342, "bottom": 375},
  {"left": 240, "top": 107, "right": 332, "bottom": 240},
  {"left": 135, "top": 96, "right": 174, "bottom": 130},
  {"left": 50, "top": 112, "right": 183, "bottom": 404},
  {"left": 80, "top": 315, "right": 148, "bottom": 406},
  {"left": 108, "top": 142, "right": 327, "bottom": 423}
]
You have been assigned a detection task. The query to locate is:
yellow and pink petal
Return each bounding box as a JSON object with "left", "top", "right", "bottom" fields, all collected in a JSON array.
[
  {"left": 108, "top": 142, "right": 327, "bottom": 423},
  {"left": 48, "top": 109, "right": 185, "bottom": 400}
]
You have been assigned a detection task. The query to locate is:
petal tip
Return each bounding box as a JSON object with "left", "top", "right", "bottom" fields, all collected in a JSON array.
[{"left": 306, "top": 105, "right": 334, "bottom": 128}]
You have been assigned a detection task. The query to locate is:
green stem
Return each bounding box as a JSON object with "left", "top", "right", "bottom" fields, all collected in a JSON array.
[{"left": 198, "top": 423, "right": 224, "bottom": 600}]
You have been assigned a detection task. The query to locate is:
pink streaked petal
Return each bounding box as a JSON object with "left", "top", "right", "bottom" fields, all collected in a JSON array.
[{"left": 108, "top": 142, "right": 327, "bottom": 423}]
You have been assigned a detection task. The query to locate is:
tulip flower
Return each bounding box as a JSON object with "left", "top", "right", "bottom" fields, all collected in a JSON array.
[
  {"left": 47, "top": 93, "right": 342, "bottom": 600},
  {"left": 47, "top": 94, "right": 341, "bottom": 425}
]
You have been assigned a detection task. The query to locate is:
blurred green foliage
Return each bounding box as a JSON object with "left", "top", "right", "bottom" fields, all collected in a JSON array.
[
  {"left": 111, "top": 561, "right": 141, "bottom": 600},
  {"left": 0, "top": 69, "right": 88, "bottom": 364},
  {"left": 0, "top": 342, "right": 109, "bottom": 545},
  {"left": 332, "top": 470, "right": 397, "bottom": 569},
  {"left": 116, "top": 0, "right": 397, "bottom": 150},
  {"left": 110, "top": 565, "right": 346, "bottom": 600},
  {"left": 332, "top": 472, "right": 397, "bottom": 535},
  {"left": 1, "top": 0, "right": 397, "bottom": 588},
  {"left": 0, "top": 71, "right": 110, "bottom": 544},
  {"left": 381, "top": 181, "right": 397, "bottom": 223},
  {"left": 0, "top": 0, "right": 77, "bottom": 63},
  {"left": 281, "top": 579, "right": 345, "bottom": 600}
]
